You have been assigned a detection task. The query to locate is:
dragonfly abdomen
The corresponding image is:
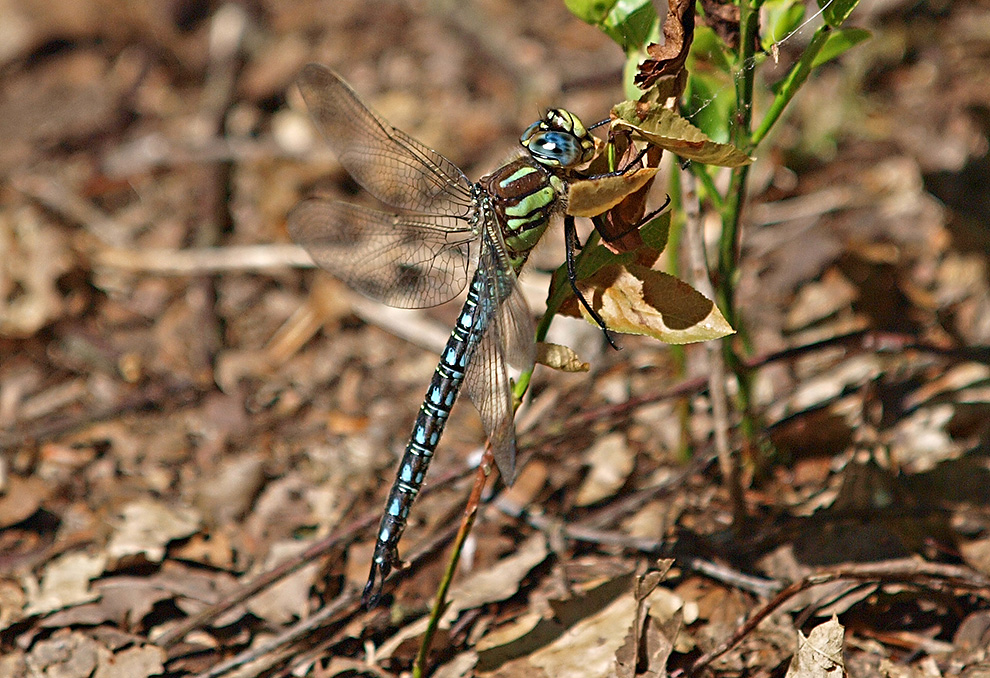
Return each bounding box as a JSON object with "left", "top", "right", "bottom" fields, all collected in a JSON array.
[{"left": 364, "top": 270, "right": 490, "bottom": 605}]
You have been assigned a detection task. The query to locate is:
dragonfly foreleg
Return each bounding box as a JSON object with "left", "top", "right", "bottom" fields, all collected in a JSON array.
[{"left": 564, "top": 215, "right": 619, "bottom": 350}]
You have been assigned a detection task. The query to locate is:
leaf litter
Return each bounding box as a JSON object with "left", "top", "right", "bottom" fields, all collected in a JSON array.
[{"left": 1, "top": 0, "right": 990, "bottom": 677}]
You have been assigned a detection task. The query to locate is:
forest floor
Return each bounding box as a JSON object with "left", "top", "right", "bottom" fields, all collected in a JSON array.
[{"left": 3, "top": 1, "right": 990, "bottom": 676}]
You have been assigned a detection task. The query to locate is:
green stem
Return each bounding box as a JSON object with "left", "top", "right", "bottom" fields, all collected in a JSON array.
[
  {"left": 749, "top": 25, "right": 831, "bottom": 150},
  {"left": 717, "top": 0, "right": 761, "bottom": 329}
]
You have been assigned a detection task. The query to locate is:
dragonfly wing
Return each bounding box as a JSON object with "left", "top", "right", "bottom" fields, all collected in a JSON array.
[
  {"left": 298, "top": 64, "right": 477, "bottom": 218},
  {"left": 289, "top": 199, "right": 476, "bottom": 309},
  {"left": 463, "top": 236, "right": 536, "bottom": 484}
]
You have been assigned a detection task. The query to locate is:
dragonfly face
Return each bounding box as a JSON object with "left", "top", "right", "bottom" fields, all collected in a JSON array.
[
  {"left": 288, "top": 64, "right": 602, "bottom": 605},
  {"left": 520, "top": 109, "right": 596, "bottom": 168}
]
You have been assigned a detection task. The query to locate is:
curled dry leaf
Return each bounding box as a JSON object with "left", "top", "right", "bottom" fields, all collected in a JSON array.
[
  {"left": 576, "top": 264, "right": 734, "bottom": 344},
  {"left": 611, "top": 101, "right": 753, "bottom": 167},
  {"left": 536, "top": 341, "right": 589, "bottom": 373},
  {"left": 635, "top": 0, "right": 695, "bottom": 94}
]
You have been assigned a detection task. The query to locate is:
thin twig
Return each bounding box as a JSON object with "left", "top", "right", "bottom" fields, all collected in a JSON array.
[{"left": 680, "top": 166, "right": 743, "bottom": 524}]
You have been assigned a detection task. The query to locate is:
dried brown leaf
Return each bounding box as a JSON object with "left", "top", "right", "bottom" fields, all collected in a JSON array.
[
  {"left": 635, "top": 0, "right": 695, "bottom": 93},
  {"left": 575, "top": 432, "right": 635, "bottom": 506},
  {"left": 611, "top": 102, "right": 752, "bottom": 167},
  {"left": 106, "top": 499, "right": 201, "bottom": 564}
]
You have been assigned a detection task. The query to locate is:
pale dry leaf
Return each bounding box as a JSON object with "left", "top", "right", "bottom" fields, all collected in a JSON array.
[
  {"left": 785, "top": 270, "right": 858, "bottom": 331},
  {"left": 512, "top": 594, "right": 637, "bottom": 678},
  {"left": 0, "top": 474, "right": 49, "bottom": 527},
  {"left": 25, "top": 631, "right": 100, "bottom": 678},
  {"left": 429, "top": 651, "right": 479, "bottom": 678},
  {"left": 566, "top": 168, "right": 658, "bottom": 218},
  {"left": 447, "top": 533, "right": 550, "bottom": 613},
  {"left": 611, "top": 102, "right": 752, "bottom": 167},
  {"left": 25, "top": 550, "right": 108, "bottom": 616},
  {"left": 476, "top": 611, "right": 544, "bottom": 653},
  {"left": 376, "top": 535, "right": 550, "bottom": 661},
  {"left": 93, "top": 644, "right": 164, "bottom": 678},
  {"left": 575, "top": 432, "right": 635, "bottom": 506},
  {"left": 246, "top": 539, "right": 320, "bottom": 623},
  {"left": 106, "top": 499, "right": 201, "bottom": 564},
  {"left": 578, "top": 265, "right": 734, "bottom": 344},
  {"left": 785, "top": 616, "right": 845, "bottom": 678},
  {"left": 0, "top": 205, "right": 71, "bottom": 337}
]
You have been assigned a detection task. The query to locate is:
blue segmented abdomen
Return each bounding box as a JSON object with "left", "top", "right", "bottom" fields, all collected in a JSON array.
[{"left": 364, "top": 269, "right": 490, "bottom": 603}]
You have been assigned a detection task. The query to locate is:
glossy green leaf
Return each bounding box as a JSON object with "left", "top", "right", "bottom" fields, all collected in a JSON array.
[
  {"left": 811, "top": 27, "right": 871, "bottom": 67},
  {"left": 817, "top": 0, "right": 859, "bottom": 28},
  {"left": 612, "top": 101, "right": 752, "bottom": 166}
]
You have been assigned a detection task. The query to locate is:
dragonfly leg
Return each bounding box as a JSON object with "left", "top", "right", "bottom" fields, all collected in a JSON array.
[
  {"left": 564, "top": 215, "right": 618, "bottom": 350},
  {"left": 593, "top": 193, "right": 672, "bottom": 242}
]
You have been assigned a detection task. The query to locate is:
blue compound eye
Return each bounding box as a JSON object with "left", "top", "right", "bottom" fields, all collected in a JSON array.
[
  {"left": 528, "top": 130, "right": 582, "bottom": 167},
  {"left": 519, "top": 121, "right": 542, "bottom": 145}
]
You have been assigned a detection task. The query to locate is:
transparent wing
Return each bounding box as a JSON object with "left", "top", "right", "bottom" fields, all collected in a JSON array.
[
  {"left": 464, "top": 232, "right": 537, "bottom": 484},
  {"left": 289, "top": 199, "right": 476, "bottom": 309},
  {"left": 298, "top": 63, "right": 476, "bottom": 218}
]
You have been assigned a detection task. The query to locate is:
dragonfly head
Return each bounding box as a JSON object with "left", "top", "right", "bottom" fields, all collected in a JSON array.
[{"left": 520, "top": 109, "right": 596, "bottom": 169}]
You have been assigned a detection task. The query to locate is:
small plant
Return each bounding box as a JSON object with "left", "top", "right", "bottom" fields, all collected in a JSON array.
[{"left": 561, "top": 0, "right": 869, "bottom": 487}]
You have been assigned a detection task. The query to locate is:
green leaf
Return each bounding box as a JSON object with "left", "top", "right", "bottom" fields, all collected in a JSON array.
[
  {"left": 605, "top": 0, "right": 658, "bottom": 51},
  {"left": 683, "top": 71, "right": 734, "bottom": 143},
  {"left": 639, "top": 210, "right": 670, "bottom": 252},
  {"left": 566, "top": 0, "right": 657, "bottom": 52},
  {"left": 611, "top": 101, "right": 752, "bottom": 167},
  {"left": 576, "top": 264, "right": 734, "bottom": 343},
  {"left": 690, "top": 24, "right": 733, "bottom": 73},
  {"left": 564, "top": 0, "right": 618, "bottom": 25},
  {"left": 811, "top": 27, "right": 871, "bottom": 67},
  {"left": 817, "top": 0, "right": 859, "bottom": 28},
  {"left": 764, "top": 1, "right": 805, "bottom": 48}
]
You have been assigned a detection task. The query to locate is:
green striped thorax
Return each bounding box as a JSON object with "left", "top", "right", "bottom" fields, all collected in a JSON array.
[{"left": 480, "top": 109, "right": 596, "bottom": 271}]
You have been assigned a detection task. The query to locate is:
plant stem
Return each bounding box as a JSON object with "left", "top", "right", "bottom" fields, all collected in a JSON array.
[{"left": 750, "top": 25, "right": 831, "bottom": 150}]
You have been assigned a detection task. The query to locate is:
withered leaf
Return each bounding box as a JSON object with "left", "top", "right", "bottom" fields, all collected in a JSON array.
[
  {"left": 576, "top": 264, "right": 734, "bottom": 344},
  {"left": 699, "top": 0, "right": 741, "bottom": 49},
  {"left": 611, "top": 101, "right": 752, "bottom": 167},
  {"left": 536, "top": 341, "right": 589, "bottom": 373},
  {"left": 635, "top": 0, "right": 695, "bottom": 93},
  {"left": 567, "top": 168, "right": 659, "bottom": 218}
]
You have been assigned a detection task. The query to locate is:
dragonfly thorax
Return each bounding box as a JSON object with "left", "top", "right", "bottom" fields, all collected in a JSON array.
[{"left": 520, "top": 108, "right": 596, "bottom": 168}]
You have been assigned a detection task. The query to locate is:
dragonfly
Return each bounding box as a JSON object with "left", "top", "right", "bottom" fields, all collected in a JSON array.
[{"left": 289, "top": 63, "right": 619, "bottom": 606}]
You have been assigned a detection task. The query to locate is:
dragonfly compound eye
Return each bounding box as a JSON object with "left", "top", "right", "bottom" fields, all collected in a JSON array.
[{"left": 525, "top": 130, "right": 586, "bottom": 167}]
